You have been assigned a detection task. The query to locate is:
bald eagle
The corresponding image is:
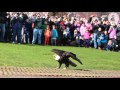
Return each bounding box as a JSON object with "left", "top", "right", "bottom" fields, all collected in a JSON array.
[{"left": 51, "top": 49, "right": 83, "bottom": 69}]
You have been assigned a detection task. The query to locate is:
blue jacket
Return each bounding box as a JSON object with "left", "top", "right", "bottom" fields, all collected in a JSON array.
[{"left": 51, "top": 29, "right": 58, "bottom": 39}]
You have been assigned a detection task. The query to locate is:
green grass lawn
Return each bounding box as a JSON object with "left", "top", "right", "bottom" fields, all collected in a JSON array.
[{"left": 0, "top": 42, "right": 120, "bottom": 70}]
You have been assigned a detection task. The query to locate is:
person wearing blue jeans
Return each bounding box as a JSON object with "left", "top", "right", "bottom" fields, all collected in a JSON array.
[
  {"left": 0, "top": 12, "right": 7, "bottom": 42},
  {"left": 11, "top": 13, "right": 23, "bottom": 44},
  {"left": 92, "top": 21, "right": 99, "bottom": 49},
  {"left": 32, "top": 28, "right": 42, "bottom": 44},
  {"left": 0, "top": 23, "right": 5, "bottom": 41},
  {"left": 12, "top": 26, "right": 22, "bottom": 44},
  {"left": 93, "top": 33, "right": 98, "bottom": 49},
  {"left": 24, "top": 27, "right": 29, "bottom": 44},
  {"left": 32, "top": 14, "right": 43, "bottom": 45}
]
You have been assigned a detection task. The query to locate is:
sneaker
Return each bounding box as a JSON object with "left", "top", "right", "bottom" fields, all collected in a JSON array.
[
  {"left": 12, "top": 42, "right": 15, "bottom": 44},
  {"left": 98, "top": 47, "right": 101, "bottom": 50}
]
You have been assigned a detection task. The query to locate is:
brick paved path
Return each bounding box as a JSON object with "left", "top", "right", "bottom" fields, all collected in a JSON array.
[{"left": 0, "top": 66, "right": 120, "bottom": 78}]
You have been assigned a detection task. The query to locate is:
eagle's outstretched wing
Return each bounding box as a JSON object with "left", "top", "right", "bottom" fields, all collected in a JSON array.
[
  {"left": 61, "top": 52, "right": 83, "bottom": 65},
  {"left": 51, "top": 49, "right": 66, "bottom": 56},
  {"left": 68, "top": 60, "right": 77, "bottom": 67},
  {"left": 51, "top": 49, "right": 83, "bottom": 65}
]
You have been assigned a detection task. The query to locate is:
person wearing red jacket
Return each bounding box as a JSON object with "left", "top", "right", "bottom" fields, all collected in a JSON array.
[{"left": 44, "top": 25, "right": 51, "bottom": 45}]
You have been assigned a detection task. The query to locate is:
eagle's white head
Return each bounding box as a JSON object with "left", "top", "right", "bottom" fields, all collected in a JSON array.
[{"left": 53, "top": 54, "right": 60, "bottom": 61}]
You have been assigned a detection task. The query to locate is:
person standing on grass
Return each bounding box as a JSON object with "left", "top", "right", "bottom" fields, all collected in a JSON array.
[
  {"left": 108, "top": 24, "right": 117, "bottom": 50},
  {"left": 51, "top": 25, "right": 58, "bottom": 46},
  {"left": 41, "top": 20, "right": 48, "bottom": 45},
  {"left": 11, "top": 13, "right": 23, "bottom": 44},
  {"left": 44, "top": 25, "right": 51, "bottom": 45},
  {"left": 25, "top": 17, "right": 33, "bottom": 44},
  {"left": 0, "top": 12, "right": 7, "bottom": 42},
  {"left": 82, "top": 29, "right": 91, "bottom": 48},
  {"left": 32, "top": 14, "right": 43, "bottom": 45},
  {"left": 80, "top": 22, "right": 86, "bottom": 37},
  {"left": 115, "top": 22, "right": 120, "bottom": 51},
  {"left": 63, "top": 25, "right": 71, "bottom": 45},
  {"left": 92, "top": 20, "right": 99, "bottom": 49},
  {"left": 5, "top": 13, "right": 11, "bottom": 42}
]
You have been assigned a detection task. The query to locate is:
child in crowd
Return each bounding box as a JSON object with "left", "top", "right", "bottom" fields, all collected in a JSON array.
[
  {"left": 51, "top": 25, "right": 58, "bottom": 46},
  {"left": 82, "top": 29, "right": 91, "bottom": 48},
  {"left": 44, "top": 25, "right": 51, "bottom": 45},
  {"left": 106, "top": 40, "right": 114, "bottom": 51}
]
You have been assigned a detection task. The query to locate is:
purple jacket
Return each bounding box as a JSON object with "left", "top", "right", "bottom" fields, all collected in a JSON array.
[{"left": 108, "top": 28, "right": 116, "bottom": 39}]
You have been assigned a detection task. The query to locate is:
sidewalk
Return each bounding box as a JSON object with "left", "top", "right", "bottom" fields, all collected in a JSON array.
[{"left": 0, "top": 66, "right": 120, "bottom": 78}]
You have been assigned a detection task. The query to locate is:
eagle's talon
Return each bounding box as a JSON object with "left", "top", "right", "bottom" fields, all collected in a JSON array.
[
  {"left": 63, "top": 68, "right": 67, "bottom": 70},
  {"left": 56, "top": 67, "right": 59, "bottom": 69}
]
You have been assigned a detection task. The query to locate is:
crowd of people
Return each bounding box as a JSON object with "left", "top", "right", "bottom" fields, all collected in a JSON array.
[{"left": 0, "top": 12, "right": 120, "bottom": 52}]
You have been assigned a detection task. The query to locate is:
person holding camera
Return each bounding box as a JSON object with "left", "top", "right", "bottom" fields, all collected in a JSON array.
[
  {"left": 32, "top": 14, "right": 43, "bottom": 45},
  {"left": 11, "top": 13, "right": 23, "bottom": 44},
  {"left": 108, "top": 23, "right": 117, "bottom": 50}
]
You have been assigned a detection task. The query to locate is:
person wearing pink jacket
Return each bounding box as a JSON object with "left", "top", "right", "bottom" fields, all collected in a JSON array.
[
  {"left": 82, "top": 29, "right": 91, "bottom": 48},
  {"left": 108, "top": 25, "right": 116, "bottom": 40},
  {"left": 108, "top": 25, "right": 117, "bottom": 47},
  {"left": 80, "top": 23, "right": 86, "bottom": 36}
]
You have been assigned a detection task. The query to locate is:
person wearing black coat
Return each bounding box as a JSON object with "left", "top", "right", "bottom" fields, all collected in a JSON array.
[{"left": 0, "top": 12, "right": 7, "bottom": 42}]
